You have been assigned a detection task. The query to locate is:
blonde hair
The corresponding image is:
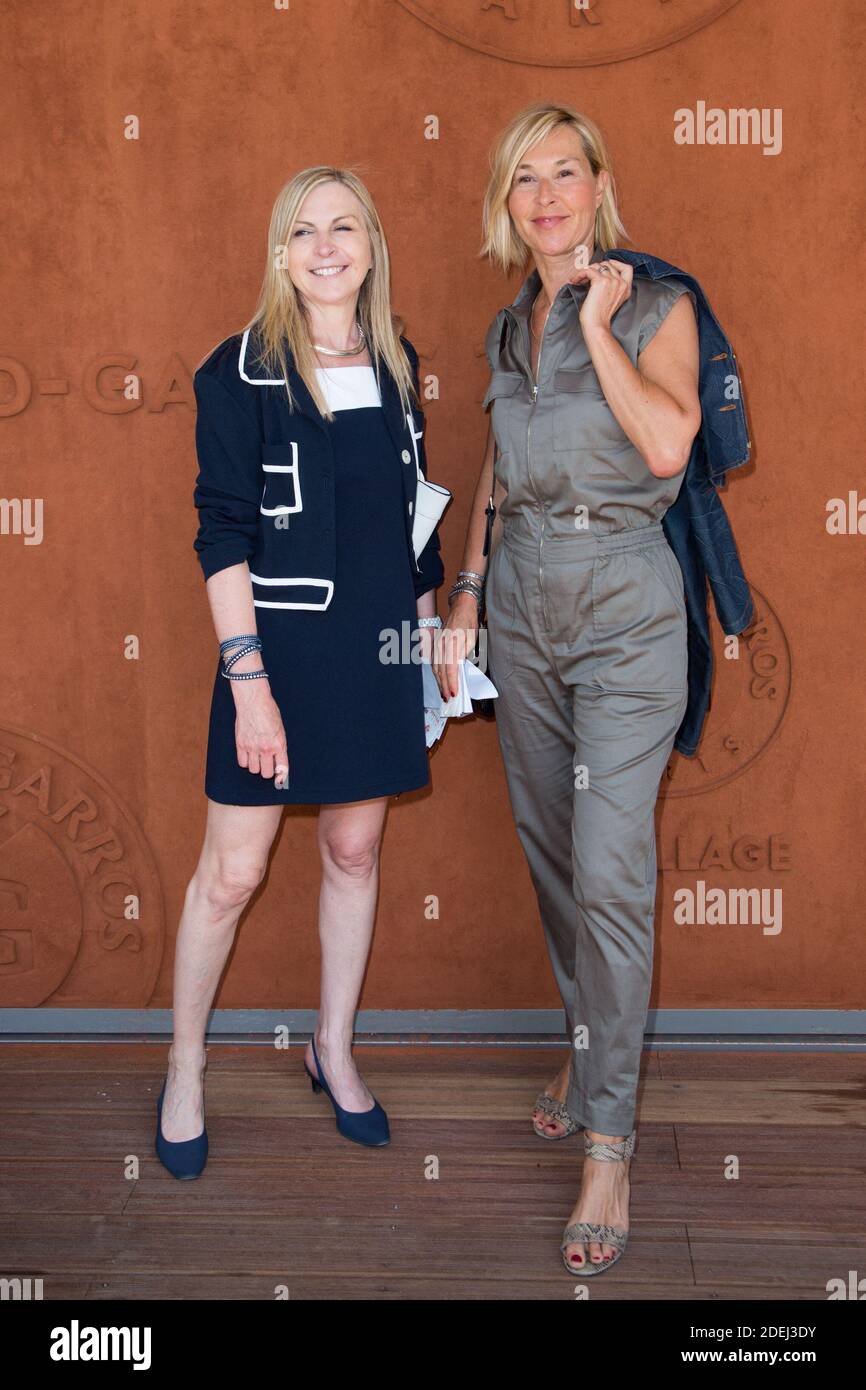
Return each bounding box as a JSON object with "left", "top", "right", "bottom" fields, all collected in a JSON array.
[
  {"left": 243, "top": 167, "right": 416, "bottom": 420},
  {"left": 481, "top": 102, "right": 628, "bottom": 274}
]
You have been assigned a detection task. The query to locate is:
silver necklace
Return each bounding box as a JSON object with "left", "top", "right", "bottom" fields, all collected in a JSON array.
[{"left": 313, "top": 322, "right": 367, "bottom": 357}]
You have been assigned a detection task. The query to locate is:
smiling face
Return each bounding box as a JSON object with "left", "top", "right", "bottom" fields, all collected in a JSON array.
[
  {"left": 507, "top": 124, "right": 608, "bottom": 267},
  {"left": 286, "top": 180, "right": 373, "bottom": 308}
]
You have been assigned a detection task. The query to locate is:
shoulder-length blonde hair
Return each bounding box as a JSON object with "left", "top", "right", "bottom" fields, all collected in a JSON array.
[
  {"left": 481, "top": 102, "right": 628, "bottom": 275},
  {"left": 243, "top": 167, "right": 417, "bottom": 421}
]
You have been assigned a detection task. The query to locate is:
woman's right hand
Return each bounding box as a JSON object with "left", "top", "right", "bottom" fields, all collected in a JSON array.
[
  {"left": 233, "top": 684, "right": 289, "bottom": 786},
  {"left": 433, "top": 594, "right": 479, "bottom": 700}
]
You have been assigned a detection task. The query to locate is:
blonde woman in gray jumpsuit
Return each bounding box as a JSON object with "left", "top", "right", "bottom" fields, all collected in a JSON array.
[{"left": 434, "top": 103, "right": 701, "bottom": 1276}]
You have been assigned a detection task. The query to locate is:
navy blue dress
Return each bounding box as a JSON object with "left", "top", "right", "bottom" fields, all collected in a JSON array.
[{"left": 204, "top": 366, "right": 430, "bottom": 805}]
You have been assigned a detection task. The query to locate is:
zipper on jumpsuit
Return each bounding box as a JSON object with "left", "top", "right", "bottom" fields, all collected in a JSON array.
[{"left": 527, "top": 313, "right": 548, "bottom": 627}]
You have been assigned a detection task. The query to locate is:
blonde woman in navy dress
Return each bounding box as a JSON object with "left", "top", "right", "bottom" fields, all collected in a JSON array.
[{"left": 155, "top": 169, "right": 444, "bottom": 1176}]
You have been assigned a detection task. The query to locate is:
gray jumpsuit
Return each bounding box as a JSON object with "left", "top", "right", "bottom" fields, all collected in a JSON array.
[{"left": 483, "top": 252, "right": 696, "bottom": 1135}]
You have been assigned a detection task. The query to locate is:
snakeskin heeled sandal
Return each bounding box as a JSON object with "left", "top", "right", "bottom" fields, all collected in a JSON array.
[
  {"left": 560, "top": 1129, "right": 636, "bottom": 1275},
  {"left": 532, "top": 1092, "right": 583, "bottom": 1140}
]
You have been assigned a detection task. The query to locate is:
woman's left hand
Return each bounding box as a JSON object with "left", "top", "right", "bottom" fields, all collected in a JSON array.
[{"left": 573, "top": 258, "right": 633, "bottom": 334}]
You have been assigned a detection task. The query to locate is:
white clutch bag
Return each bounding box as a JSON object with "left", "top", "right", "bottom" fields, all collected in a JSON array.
[{"left": 412, "top": 466, "right": 452, "bottom": 560}]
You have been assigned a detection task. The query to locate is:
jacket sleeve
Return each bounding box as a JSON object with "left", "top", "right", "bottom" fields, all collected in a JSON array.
[
  {"left": 405, "top": 344, "right": 445, "bottom": 601},
  {"left": 192, "top": 370, "right": 263, "bottom": 582}
]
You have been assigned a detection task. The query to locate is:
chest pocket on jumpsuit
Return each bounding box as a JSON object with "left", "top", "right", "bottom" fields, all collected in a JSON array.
[
  {"left": 482, "top": 370, "right": 523, "bottom": 465},
  {"left": 552, "top": 365, "right": 647, "bottom": 484}
]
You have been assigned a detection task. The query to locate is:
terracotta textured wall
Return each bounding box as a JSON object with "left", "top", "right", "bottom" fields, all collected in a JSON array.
[{"left": 1, "top": 0, "right": 862, "bottom": 1012}]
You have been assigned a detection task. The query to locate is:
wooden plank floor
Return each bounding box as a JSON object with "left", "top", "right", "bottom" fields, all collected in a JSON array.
[{"left": 0, "top": 1044, "right": 863, "bottom": 1300}]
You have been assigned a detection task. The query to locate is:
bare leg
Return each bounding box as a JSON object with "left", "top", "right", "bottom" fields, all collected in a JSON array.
[
  {"left": 562, "top": 1133, "right": 632, "bottom": 1269},
  {"left": 303, "top": 797, "right": 389, "bottom": 1111},
  {"left": 161, "top": 798, "right": 283, "bottom": 1141}
]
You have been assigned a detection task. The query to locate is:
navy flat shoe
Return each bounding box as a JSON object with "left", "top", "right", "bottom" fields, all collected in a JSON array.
[
  {"left": 155, "top": 1078, "right": 208, "bottom": 1179},
  {"left": 304, "top": 1036, "right": 390, "bottom": 1147}
]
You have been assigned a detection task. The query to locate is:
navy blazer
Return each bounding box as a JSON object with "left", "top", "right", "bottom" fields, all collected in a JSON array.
[
  {"left": 606, "top": 249, "right": 754, "bottom": 758},
  {"left": 192, "top": 328, "right": 444, "bottom": 608}
]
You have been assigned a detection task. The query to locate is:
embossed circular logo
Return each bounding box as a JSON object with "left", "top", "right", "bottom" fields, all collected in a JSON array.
[
  {"left": 0, "top": 725, "right": 165, "bottom": 1006},
  {"left": 662, "top": 586, "right": 791, "bottom": 798},
  {"left": 395, "top": 0, "right": 743, "bottom": 68}
]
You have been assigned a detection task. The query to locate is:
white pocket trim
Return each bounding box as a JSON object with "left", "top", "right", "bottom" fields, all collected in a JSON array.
[
  {"left": 260, "top": 442, "right": 302, "bottom": 515},
  {"left": 249, "top": 573, "right": 334, "bottom": 610}
]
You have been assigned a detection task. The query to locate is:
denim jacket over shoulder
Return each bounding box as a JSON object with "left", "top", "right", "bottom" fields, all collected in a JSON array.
[{"left": 604, "top": 249, "right": 754, "bottom": 757}]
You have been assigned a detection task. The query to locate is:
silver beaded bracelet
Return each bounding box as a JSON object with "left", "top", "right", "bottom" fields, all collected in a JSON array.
[
  {"left": 222, "top": 668, "right": 270, "bottom": 682},
  {"left": 220, "top": 634, "right": 269, "bottom": 682},
  {"left": 219, "top": 634, "right": 260, "bottom": 655}
]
